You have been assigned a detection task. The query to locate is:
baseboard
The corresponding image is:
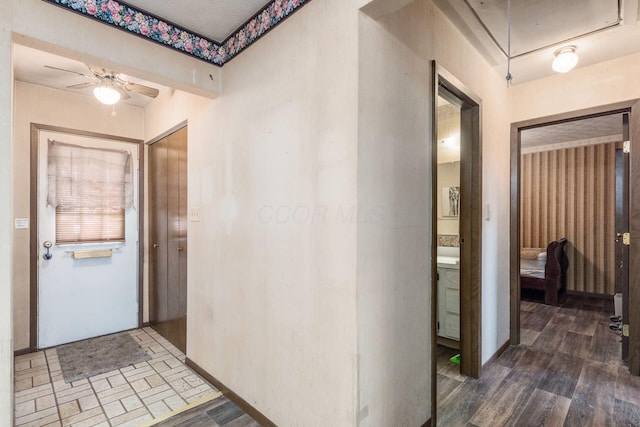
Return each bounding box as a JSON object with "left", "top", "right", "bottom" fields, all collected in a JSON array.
[
  {"left": 565, "top": 290, "right": 613, "bottom": 299},
  {"left": 482, "top": 339, "right": 511, "bottom": 371},
  {"left": 185, "top": 357, "right": 276, "bottom": 427},
  {"left": 14, "top": 348, "right": 32, "bottom": 357},
  {"left": 421, "top": 418, "right": 432, "bottom": 427}
]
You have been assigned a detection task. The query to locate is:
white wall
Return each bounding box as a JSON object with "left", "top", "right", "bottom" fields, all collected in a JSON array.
[
  {"left": 0, "top": 2, "right": 14, "bottom": 425},
  {"left": 511, "top": 52, "right": 640, "bottom": 122},
  {"left": 145, "top": 1, "right": 360, "bottom": 425},
  {"left": 357, "top": 5, "right": 431, "bottom": 426},
  {"left": 357, "top": 1, "right": 510, "bottom": 425},
  {"left": 12, "top": 82, "right": 145, "bottom": 350}
]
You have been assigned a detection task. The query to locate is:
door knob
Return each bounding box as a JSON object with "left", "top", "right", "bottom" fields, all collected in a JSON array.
[
  {"left": 43, "top": 241, "right": 53, "bottom": 260},
  {"left": 177, "top": 247, "right": 184, "bottom": 252},
  {"left": 153, "top": 243, "right": 160, "bottom": 248}
]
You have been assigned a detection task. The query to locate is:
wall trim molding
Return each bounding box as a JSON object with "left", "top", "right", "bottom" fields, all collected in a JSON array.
[
  {"left": 41, "top": 0, "right": 313, "bottom": 67},
  {"left": 481, "top": 339, "right": 510, "bottom": 371},
  {"left": 14, "top": 348, "right": 32, "bottom": 357},
  {"left": 185, "top": 357, "right": 276, "bottom": 427}
]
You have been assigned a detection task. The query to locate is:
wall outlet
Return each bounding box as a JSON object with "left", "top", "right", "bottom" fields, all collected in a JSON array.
[{"left": 190, "top": 207, "right": 200, "bottom": 222}]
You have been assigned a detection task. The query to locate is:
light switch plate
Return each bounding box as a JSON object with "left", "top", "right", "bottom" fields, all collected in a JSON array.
[
  {"left": 190, "top": 207, "right": 200, "bottom": 222},
  {"left": 15, "top": 218, "right": 29, "bottom": 229}
]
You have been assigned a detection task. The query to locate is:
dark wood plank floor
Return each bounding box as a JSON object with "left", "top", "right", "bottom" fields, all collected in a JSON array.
[
  {"left": 437, "top": 294, "right": 640, "bottom": 426},
  {"left": 154, "top": 394, "right": 261, "bottom": 427}
]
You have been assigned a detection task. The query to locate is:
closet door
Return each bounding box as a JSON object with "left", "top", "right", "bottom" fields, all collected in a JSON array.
[
  {"left": 149, "top": 126, "right": 187, "bottom": 352},
  {"left": 149, "top": 136, "right": 169, "bottom": 330}
]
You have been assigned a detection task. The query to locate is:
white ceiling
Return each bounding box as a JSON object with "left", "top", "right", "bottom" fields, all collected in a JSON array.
[
  {"left": 435, "top": 0, "right": 640, "bottom": 84},
  {"left": 521, "top": 113, "right": 624, "bottom": 150},
  {"left": 13, "top": 44, "right": 167, "bottom": 107},
  {"left": 123, "top": 0, "right": 272, "bottom": 41},
  {"left": 468, "top": 0, "right": 620, "bottom": 57},
  {"left": 13, "top": 0, "right": 640, "bottom": 109}
]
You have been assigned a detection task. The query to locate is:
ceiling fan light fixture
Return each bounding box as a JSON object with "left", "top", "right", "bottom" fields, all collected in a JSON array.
[
  {"left": 552, "top": 46, "right": 579, "bottom": 73},
  {"left": 93, "top": 79, "right": 120, "bottom": 105}
]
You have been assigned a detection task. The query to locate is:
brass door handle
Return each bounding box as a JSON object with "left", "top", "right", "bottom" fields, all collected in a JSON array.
[
  {"left": 153, "top": 243, "right": 160, "bottom": 248},
  {"left": 177, "top": 247, "right": 184, "bottom": 252}
]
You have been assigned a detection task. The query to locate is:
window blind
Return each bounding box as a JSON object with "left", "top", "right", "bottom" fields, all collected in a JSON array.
[{"left": 47, "top": 140, "right": 132, "bottom": 244}]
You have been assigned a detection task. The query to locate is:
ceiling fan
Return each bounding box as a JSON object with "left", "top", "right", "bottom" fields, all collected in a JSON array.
[{"left": 44, "top": 64, "right": 159, "bottom": 105}]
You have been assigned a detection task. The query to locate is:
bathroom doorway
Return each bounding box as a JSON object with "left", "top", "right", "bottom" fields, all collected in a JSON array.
[
  {"left": 434, "top": 91, "right": 462, "bottom": 376},
  {"left": 431, "top": 62, "right": 483, "bottom": 424}
]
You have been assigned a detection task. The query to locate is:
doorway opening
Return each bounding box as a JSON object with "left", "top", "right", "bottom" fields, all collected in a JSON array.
[
  {"left": 510, "top": 100, "right": 640, "bottom": 375},
  {"left": 431, "top": 63, "right": 483, "bottom": 424}
]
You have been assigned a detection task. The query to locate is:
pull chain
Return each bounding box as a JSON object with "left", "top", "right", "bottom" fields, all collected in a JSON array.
[{"left": 506, "top": 0, "right": 513, "bottom": 86}]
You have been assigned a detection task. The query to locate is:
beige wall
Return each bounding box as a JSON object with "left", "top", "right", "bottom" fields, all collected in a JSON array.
[
  {"left": 357, "top": 0, "right": 511, "bottom": 425},
  {"left": 511, "top": 52, "right": 640, "bottom": 122},
  {"left": 12, "top": 82, "right": 145, "bottom": 351},
  {"left": 145, "top": 1, "right": 360, "bottom": 425},
  {"left": 1, "top": 1, "right": 14, "bottom": 425}
]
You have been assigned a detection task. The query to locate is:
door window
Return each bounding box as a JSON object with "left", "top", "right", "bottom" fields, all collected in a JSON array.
[{"left": 47, "top": 140, "right": 133, "bottom": 244}]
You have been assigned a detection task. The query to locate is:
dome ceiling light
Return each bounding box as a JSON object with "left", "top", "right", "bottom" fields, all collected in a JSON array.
[{"left": 552, "top": 46, "right": 579, "bottom": 73}]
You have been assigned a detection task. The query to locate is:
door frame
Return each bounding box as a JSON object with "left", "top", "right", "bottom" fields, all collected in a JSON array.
[
  {"left": 431, "top": 62, "right": 483, "bottom": 423},
  {"left": 29, "top": 123, "right": 144, "bottom": 351},
  {"left": 509, "top": 100, "right": 640, "bottom": 375}
]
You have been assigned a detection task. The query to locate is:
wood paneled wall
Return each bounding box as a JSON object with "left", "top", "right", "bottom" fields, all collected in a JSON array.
[{"left": 521, "top": 142, "right": 617, "bottom": 295}]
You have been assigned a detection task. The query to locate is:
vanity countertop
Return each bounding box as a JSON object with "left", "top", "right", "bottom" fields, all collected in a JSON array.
[{"left": 437, "top": 256, "right": 460, "bottom": 269}]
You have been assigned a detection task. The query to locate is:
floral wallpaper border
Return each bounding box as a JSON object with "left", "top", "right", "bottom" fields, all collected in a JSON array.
[{"left": 41, "top": 0, "right": 312, "bottom": 66}]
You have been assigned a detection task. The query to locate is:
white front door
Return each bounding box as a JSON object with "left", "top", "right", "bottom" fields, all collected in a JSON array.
[{"left": 37, "top": 129, "right": 139, "bottom": 349}]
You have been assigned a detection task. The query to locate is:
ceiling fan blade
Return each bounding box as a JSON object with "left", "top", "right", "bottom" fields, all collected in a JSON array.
[
  {"left": 44, "top": 65, "right": 93, "bottom": 79},
  {"left": 124, "top": 82, "right": 159, "bottom": 98},
  {"left": 87, "top": 64, "right": 109, "bottom": 78},
  {"left": 67, "top": 82, "right": 98, "bottom": 90},
  {"left": 113, "top": 85, "right": 131, "bottom": 101}
]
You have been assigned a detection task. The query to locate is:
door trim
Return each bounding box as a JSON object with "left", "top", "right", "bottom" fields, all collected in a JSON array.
[
  {"left": 431, "top": 62, "right": 483, "bottom": 424},
  {"left": 629, "top": 99, "right": 640, "bottom": 374},
  {"left": 29, "top": 123, "right": 144, "bottom": 351},
  {"left": 146, "top": 120, "right": 187, "bottom": 147},
  {"left": 509, "top": 101, "right": 639, "bottom": 375}
]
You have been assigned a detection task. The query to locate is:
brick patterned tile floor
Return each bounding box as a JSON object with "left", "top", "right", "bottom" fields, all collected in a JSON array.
[{"left": 14, "top": 328, "right": 221, "bottom": 427}]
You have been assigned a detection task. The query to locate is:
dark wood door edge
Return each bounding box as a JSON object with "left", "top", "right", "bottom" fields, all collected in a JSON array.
[{"left": 185, "top": 357, "right": 277, "bottom": 427}]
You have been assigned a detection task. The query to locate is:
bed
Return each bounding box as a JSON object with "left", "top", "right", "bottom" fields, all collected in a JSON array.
[{"left": 520, "top": 238, "right": 568, "bottom": 305}]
